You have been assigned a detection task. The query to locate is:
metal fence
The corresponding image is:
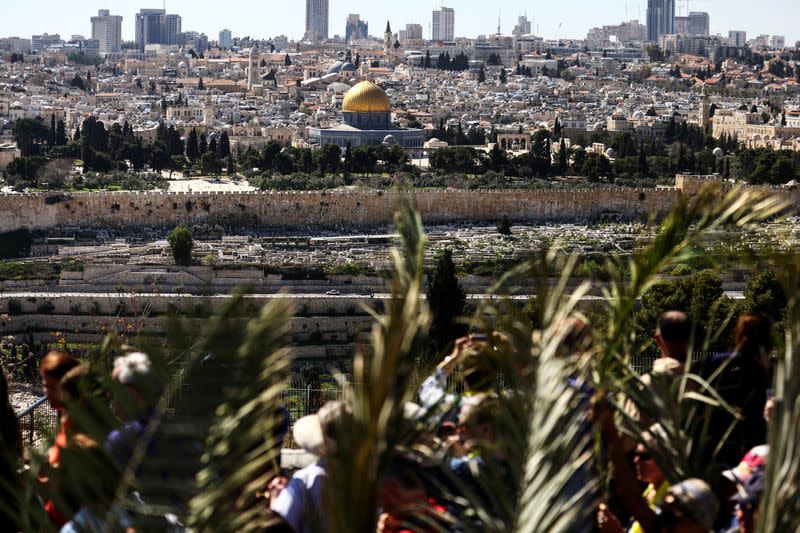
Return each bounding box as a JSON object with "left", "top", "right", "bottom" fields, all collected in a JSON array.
[
  {"left": 16, "top": 396, "right": 59, "bottom": 450},
  {"left": 16, "top": 353, "right": 718, "bottom": 451}
]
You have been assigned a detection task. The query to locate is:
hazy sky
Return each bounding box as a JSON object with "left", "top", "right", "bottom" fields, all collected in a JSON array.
[{"left": 3, "top": 1, "right": 798, "bottom": 44}]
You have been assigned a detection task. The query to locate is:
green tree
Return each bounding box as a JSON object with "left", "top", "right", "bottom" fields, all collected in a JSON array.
[
  {"left": 168, "top": 225, "right": 193, "bottom": 266},
  {"left": 200, "top": 152, "right": 222, "bottom": 176},
  {"left": 426, "top": 248, "right": 467, "bottom": 361},
  {"left": 557, "top": 138, "right": 568, "bottom": 174},
  {"left": 55, "top": 120, "right": 67, "bottom": 146},
  {"left": 186, "top": 128, "right": 200, "bottom": 162},
  {"left": 315, "top": 144, "right": 341, "bottom": 177},
  {"left": 219, "top": 131, "right": 231, "bottom": 159},
  {"left": 478, "top": 67, "right": 486, "bottom": 83},
  {"left": 198, "top": 77, "right": 205, "bottom": 90},
  {"left": 12, "top": 118, "right": 50, "bottom": 157},
  {"left": 497, "top": 215, "right": 512, "bottom": 236},
  {"left": 499, "top": 67, "right": 507, "bottom": 84},
  {"left": 742, "top": 269, "right": 787, "bottom": 323},
  {"left": 633, "top": 269, "right": 733, "bottom": 358},
  {"left": 581, "top": 153, "right": 612, "bottom": 181}
]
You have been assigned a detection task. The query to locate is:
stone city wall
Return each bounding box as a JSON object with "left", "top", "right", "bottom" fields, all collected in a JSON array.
[{"left": 0, "top": 189, "right": 680, "bottom": 232}]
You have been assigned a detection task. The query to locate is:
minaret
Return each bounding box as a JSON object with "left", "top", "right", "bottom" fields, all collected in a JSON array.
[
  {"left": 384, "top": 21, "right": 393, "bottom": 57},
  {"left": 247, "top": 43, "right": 260, "bottom": 91},
  {"left": 699, "top": 84, "right": 710, "bottom": 130}
]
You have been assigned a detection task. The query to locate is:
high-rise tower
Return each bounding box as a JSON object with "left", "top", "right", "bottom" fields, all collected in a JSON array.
[
  {"left": 90, "top": 9, "right": 123, "bottom": 56},
  {"left": 305, "top": 0, "right": 329, "bottom": 42},
  {"left": 432, "top": 6, "right": 455, "bottom": 42},
  {"left": 646, "top": 0, "right": 675, "bottom": 42}
]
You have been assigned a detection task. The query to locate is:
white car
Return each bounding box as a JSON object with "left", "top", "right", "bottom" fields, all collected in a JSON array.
[{"left": 325, "top": 290, "right": 340, "bottom": 295}]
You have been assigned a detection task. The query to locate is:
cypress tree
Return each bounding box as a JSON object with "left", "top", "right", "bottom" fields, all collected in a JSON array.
[{"left": 187, "top": 128, "right": 199, "bottom": 162}]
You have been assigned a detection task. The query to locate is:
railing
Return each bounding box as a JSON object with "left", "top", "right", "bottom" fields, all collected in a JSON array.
[
  {"left": 16, "top": 396, "right": 59, "bottom": 450},
  {"left": 15, "top": 354, "right": 715, "bottom": 451}
]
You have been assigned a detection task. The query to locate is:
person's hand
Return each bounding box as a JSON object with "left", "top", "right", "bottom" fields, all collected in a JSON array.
[
  {"left": 590, "top": 395, "right": 615, "bottom": 433},
  {"left": 377, "top": 512, "right": 397, "bottom": 533},
  {"left": 597, "top": 504, "right": 625, "bottom": 533},
  {"left": 267, "top": 475, "right": 288, "bottom": 503},
  {"left": 437, "top": 336, "right": 473, "bottom": 373}
]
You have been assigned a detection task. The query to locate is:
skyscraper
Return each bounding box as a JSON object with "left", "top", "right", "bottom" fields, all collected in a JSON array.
[
  {"left": 90, "top": 9, "right": 122, "bottom": 56},
  {"left": 219, "top": 29, "right": 232, "bottom": 49},
  {"left": 135, "top": 9, "right": 182, "bottom": 51},
  {"left": 728, "top": 30, "right": 747, "bottom": 47},
  {"left": 513, "top": 15, "right": 532, "bottom": 37},
  {"left": 305, "top": 0, "right": 329, "bottom": 42},
  {"left": 345, "top": 14, "right": 368, "bottom": 43},
  {"left": 646, "top": 0, "right": 675, "bottom": 42},
  {"left": 135, "top": 9, "right": 165, "bottom": 51},
  {"left": 687, "top": 12, "right": 710, "bottom": 35},
  {"left": 163, "top": 14, "right": 182, "bottom": 45},
  {"left": 432, "top": 6, "right": 455, "bottom": 42}
]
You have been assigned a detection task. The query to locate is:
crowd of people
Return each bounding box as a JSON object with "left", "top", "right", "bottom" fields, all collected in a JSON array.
[{"left": 0, "top": 308, "right": 778, "bottom": 532}]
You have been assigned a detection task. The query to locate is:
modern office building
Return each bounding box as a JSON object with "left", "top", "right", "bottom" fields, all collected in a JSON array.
[
  {"left": 513, "top": 15, "right": 532, "bottom": 37},
  {"left": 219, "top": 29, "right": 232, "bottom": 49},
  {"left": 163, "top": 14, "right": 182, "bottom": 45},
  {"left": 305, "top": 0, "right": 329, "bottom": 42},
  {"left": 646, "top": 0, "right": 675, "bottom": 42},
  {"left": 135, "top": 9, "right": 181, "bottom": 51},
  {"left": 728, "top": 30, "right": 747, "bottom": 47},
  {"left": 31, "top": 33, "right": 62, "bottom": 52},
  {"left": 90, "top": 10, "right": 123, "bottom": 55},
  {"left": 432, "top": 6, "right": 455, "bottom": 42},
  {"left": 135, "top": 9, "right": 165, "bottom": 51},
  {"left": 345, "top": 14, "right": 368, "bottom": 43},
  {"left": 675, "top": 12, "right": 709, "bottom": 35}
]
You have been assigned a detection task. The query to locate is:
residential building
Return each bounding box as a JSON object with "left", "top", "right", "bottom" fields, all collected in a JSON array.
[
  {"left": 4, "top": 37, "right": 31, "bottom": 54},
  {"left": 728, "top": 30, "right": 747, "bottom": 47},
  {"left": 31, "top": 33, "right": 62, "bottom": 52},
  {"left": 305, "top": 0, "right": 329, "bottom": 42},
  {"left": 399, "top": 24, "right": 423, "bottom": 44},
  {"left": 273, "top": 35, "right": 289, "bottom": 51},
  {"left": 345, "top": 14, "right": 368, "bottom": 44},
  {"left": 219, "top": 29, "right": 232, "bottom": 50},
  {"left": 586, "top": 20, "right": 646, "bottom": 46},
  {"left": 513, "top": 15, "right": 532, "bottom": 37},
  {"left": 90, "top": 9, "right": 123, "bottom": 56},
  {"left": 646, "top": 0, "right": 675, "bottom": 42},
  {"left": 81, "top": 39, "right": 100, "bottom": 58},
  {"left": 675, "top": 12, "right": 709, "bottom": 35},
  {"left": 768, "top": 35, "right": 786, "bottom": 49},
  {"left": 432, "top": 7, "right": 455, "bottom": 42},
  {"left": 712, "top": 109, "right": 800, "bottom": 148},
  {"left": 662, "top": 33, "right": 720, "bottom": 57}
]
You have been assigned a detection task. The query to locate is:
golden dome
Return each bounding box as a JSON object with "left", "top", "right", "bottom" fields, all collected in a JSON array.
[{"left": 342, "top": 80, "right": 392, "bottom": 113}]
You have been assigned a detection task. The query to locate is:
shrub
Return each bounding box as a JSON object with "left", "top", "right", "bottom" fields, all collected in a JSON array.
[{"left": 168, "top": 225, "right": 194, "bottom": 267}]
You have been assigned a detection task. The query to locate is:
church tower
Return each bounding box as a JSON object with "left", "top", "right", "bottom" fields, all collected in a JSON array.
[
  {"left": 699, "top": 85, "right": 710, "bottom": 130},
  {"left": 384, "top": 21, "right": 393, "bottom": 57},
  {"left": 247, "top": 43, "right": 260, "bottom": 92}
]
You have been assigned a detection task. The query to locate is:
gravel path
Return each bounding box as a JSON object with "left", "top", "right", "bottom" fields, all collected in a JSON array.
[{"left": 9, "top": 385, "right": 43, "bottom": 415}]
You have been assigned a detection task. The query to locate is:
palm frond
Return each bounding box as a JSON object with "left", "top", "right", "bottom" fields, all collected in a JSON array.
[
  {"left": 325, "top": 205, "right": 430, "bottom": 533},
  {"left": 188, "top": 297, "right": 293, "bottom": 532},
  {"left": 757, "top": 256, "right": 800, "bottom": 532}
]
